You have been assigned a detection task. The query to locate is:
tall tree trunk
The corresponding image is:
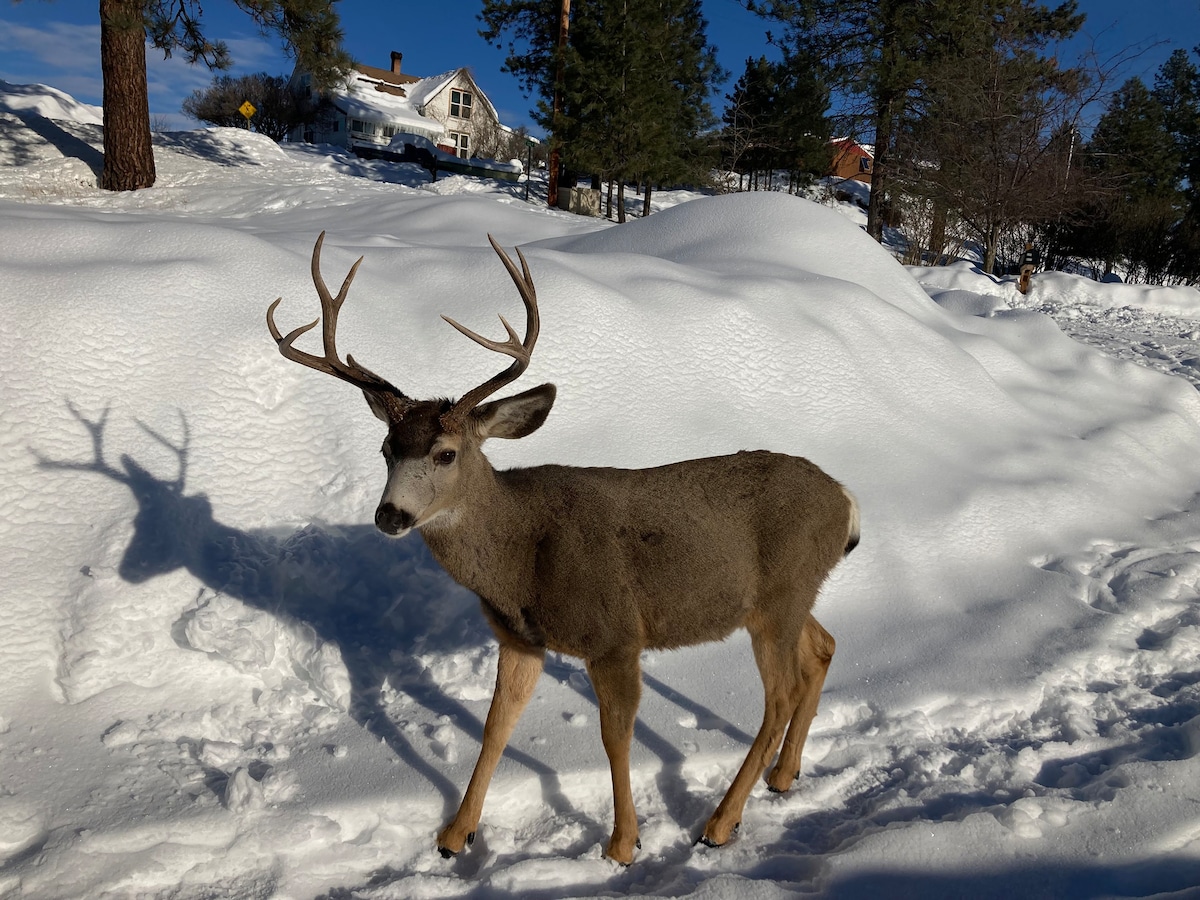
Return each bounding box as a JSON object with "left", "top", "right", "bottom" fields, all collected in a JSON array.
[
  {"left": 616, "top": 180, "right": 626, "bottom": 224},
  {"left": 983, "top": 222, "right": 1000, "bottom": 274},
  {"left": 867, "top": 1, "right": 902, "bottom": 244},
  {"left": 100, "top": 0, "right": 155, "bottom": 191},
  {"left": 642, "top": 183, "right": 652, "bottom": 217},
  {"left": 867, "top": 95, "right": 897, "bottom": 244}
]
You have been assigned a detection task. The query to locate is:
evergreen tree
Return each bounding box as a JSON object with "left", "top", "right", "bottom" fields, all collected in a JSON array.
[
  {"left": 723, "top": 57, "right": 781, "bottom": 188},
  {"left": 1154, "top": 49, "right": 1200, "bottom": 211},
  {"left": 894, "top": 8, "right": 1089, "bottom": 272},
  {"left": 482, "top": 0, "right": 723, "bottom": 218},
  {"left": 100, "top": 0, "right": 351, "bottom": 191},
  {"left": 1061, "top": 78, "right": 1182, "bottom": 281},
  {"left": 721, "top": 54, "right": 829, "bottom": 191},
  {"left": 479, "top": 0, "right": 569, "bottom": 184},
  {"left": 749, "top": 0, "right": 1083, "bottom": 243},
  {"left": 479, "top": 0, "right": 565, "bottom": 106}
]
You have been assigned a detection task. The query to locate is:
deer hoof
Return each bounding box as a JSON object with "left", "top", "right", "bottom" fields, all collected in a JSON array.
[
  {"left": 696, "top": 821, "right": 740, "bottom": 848},
  {"left": 605, "top": 835, "right": 640, "bottom": 865},
  {"left": 438, "top": 830, "right": 474, "bottom": 859}
]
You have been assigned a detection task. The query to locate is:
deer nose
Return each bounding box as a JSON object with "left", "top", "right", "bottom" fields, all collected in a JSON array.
[{"left": 375, "top": 502, "right": 416, "bottom": 535}]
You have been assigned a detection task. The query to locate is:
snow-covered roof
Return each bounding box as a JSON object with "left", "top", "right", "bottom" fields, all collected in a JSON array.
[
  {"left": 332, "top": 72, "right": 445, "bottom": 142},
  {"left": 403, "top": 70, "right": 459, "bottom": 110},
  {"left": 404, "top": 69, "right": 500, "bottom": 124},
  {"left": 831, "top": 136, "right": 875, "bottom": 157}
]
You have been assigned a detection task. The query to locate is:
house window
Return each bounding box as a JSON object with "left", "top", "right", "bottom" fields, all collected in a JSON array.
[
  {"left": 350, "top": 119, "right": 378, "bottom": 136},
  {"left": 450, "top": 89, "right": 473, "bottom": 119},
  {"left": 450, "top": 131, "right": 470, "bottom": 158},
  {"left": 859, "top": 156, "right": 872, "bottom": 173},
  {"left": 381, "top": 124, "right": 397, "bottom": 139}
]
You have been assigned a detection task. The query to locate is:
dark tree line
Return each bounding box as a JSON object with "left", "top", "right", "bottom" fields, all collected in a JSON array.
[
  {"left": 747, "top": 0, "right": 1085, "bottom": 264},
  {"left": 720, "top": 54, "right": 832, "bottom": 193},
  {"left": 182, "top": 73, "right": 315, "bottom": 140},
  {"left": 1049, "top": 50, "right": 1200, "bottom": 285},
  {"left": 481, "top": 0, "right": 725, "bottom": 220}
]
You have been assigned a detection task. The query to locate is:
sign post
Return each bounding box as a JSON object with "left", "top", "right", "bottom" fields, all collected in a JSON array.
[{"left": 238, "top": 100, "right": 257, "bottom": 129}]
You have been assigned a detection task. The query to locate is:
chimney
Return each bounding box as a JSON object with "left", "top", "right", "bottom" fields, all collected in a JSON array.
[{"left": 390, "top": 51, "right": 403, "bottom": 74}]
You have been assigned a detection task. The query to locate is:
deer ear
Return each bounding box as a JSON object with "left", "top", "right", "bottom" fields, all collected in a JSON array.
[
  {"left": 474, "top": 383, "right": 556, "bottom": 440},
  {"left": 363, "top": 390, "right": 391, "bottom": 423}
]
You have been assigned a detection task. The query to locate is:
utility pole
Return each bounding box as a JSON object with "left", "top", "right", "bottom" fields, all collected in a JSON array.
[{"left": 547, "top": 0, "right": 570, "bottom": 209}]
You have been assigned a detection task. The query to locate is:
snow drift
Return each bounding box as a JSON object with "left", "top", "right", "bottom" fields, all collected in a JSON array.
[{"left": 5, "top": 81, "right": 1200, "bottom": 897}]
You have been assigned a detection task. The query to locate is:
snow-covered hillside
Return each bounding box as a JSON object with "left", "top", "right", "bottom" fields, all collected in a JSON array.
[{"left": 4, "top": 82, "right": 1200, "bottom": 899}]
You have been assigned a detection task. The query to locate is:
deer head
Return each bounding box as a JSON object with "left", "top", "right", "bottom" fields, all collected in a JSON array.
[{"left": 267, "top": 233, "right": 556, "bottom": 538}]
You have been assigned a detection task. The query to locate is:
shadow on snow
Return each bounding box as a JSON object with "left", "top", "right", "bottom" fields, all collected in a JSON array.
[{"left": 33, "top": 403, "right": 752, "bottom": 859}]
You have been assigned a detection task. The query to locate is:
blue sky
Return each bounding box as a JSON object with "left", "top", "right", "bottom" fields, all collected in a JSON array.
[{"left": 1, "top": 0, "right": 1198, "bottom": 133}]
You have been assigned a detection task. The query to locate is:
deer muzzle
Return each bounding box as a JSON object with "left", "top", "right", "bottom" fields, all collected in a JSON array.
[{"left": 375, "top": 502, "right": 416, "bottom": 536}]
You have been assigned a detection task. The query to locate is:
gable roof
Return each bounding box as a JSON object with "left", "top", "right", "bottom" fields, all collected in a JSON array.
[
  {"left": 299, "top": 57, "right": 504, "bottom": 145},
  {"left": 831, "top": 137, "right": 875, "bottom": 159},
  {"left": 404, "top": 69, "right": 500, "bottom": 123}
]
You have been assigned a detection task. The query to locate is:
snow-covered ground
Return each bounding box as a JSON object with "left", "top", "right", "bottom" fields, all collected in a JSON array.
[{"left": 5, "top": 81, "right": 1200, "bottom": 899}]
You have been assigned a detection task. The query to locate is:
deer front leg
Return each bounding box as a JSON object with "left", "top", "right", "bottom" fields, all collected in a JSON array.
[
  {"left": 437, "top": 641, "right": 545, "bottom": 857},
  {"left": 586, "top": 649, "right": 643, "bottom": 865}
]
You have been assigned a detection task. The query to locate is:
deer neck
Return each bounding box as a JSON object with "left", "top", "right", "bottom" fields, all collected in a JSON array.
[{"left": 418, "top": 461, "right": 537, "bottom": 613}]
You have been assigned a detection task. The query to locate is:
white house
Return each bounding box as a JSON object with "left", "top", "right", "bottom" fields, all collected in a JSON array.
[{"left": 291, "top": 51, "right": 509, "bottom": 162}]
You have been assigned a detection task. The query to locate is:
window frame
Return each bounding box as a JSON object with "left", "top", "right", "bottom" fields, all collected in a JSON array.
[{"left": 449, "top": 89, "right": 473, "bottom": 120}]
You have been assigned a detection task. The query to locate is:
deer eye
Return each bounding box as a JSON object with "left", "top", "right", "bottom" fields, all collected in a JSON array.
[{"left": 435, "top": 449, "right": 457, "bottom": 466}]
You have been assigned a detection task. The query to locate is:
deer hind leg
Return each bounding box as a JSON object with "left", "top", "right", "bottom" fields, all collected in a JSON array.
[
  {"left": 437, "top": 641, "right": 545, "bottom": 857},
  {"left": 586, "top": 648, "right": 643, "bottom": 865},
  {"left": 766, "top": 615, "right": 835, "bottom": 793},
  {"left": 700, "top": 620, "right": 800, "bottom": 848}
]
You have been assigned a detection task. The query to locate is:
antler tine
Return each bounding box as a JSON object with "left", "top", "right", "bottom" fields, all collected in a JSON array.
[
  {"left": 442, "top": 236, "right": 541, "bottom": 426},
  {"left": 267, "top": 232, "right": 408, "bottom": 401}
]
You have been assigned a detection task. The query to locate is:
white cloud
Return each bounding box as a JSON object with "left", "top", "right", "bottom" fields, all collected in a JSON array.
[
  {"left": 0, "top": 20, "right": 102, "bottom": 72},
  {"left": 0, "top": 17, "right": 291, "bottom": 118}
]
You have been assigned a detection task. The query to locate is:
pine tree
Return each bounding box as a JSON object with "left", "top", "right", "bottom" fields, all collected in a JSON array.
[
  {"left": 1063, "top": 78, "right": 1183, "bottom": 281},
  {"left": 723, "top": 57, "right": 781, "bottom": 188},
  {"left": 893, "top": 6, "right": 1090, "bottom": 272},
  {"left": 483, "top": 0, "right": 722, "bottom": 218},
  {"left": 749, "top": 0, "right": 1083, "bottom": 243},
  {"left": 100, "top": 0, "right": 351, "bottom": 191},
  {"left": 722, "top": 54, "right": 829, "bottom": 191},
  {"left": 1154, "top": 50, "right": 1200, "bottom": 206}
]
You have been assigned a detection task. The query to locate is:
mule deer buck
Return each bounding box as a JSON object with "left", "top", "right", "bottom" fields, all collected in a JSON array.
[{"left": 267, "top": 232, "right": 859, "bottom": 864}]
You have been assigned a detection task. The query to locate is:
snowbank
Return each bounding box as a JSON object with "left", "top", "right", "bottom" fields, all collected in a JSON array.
[{"left": 4, "top": 82, "right": 1200, "bottom": 898}]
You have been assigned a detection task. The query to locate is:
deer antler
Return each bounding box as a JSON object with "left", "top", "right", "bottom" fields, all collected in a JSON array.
[
  {"left": 268, "top": 232, "right": 412, "bottom": 414},
  {"left": 32, "top": 403, "right": 190, "bottom": 492},
  {"left": 441, "top": 236, "right": 541, "bottom": 428}
]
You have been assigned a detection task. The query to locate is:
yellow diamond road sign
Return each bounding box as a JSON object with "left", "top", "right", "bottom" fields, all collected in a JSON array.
[{"left": 239, "top": 100, "right": 256, "bottom": 119}]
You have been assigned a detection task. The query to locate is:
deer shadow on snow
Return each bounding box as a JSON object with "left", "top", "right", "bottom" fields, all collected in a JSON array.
[{"left": 35, "top": 403, "right": 740, "bottom": 854}]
